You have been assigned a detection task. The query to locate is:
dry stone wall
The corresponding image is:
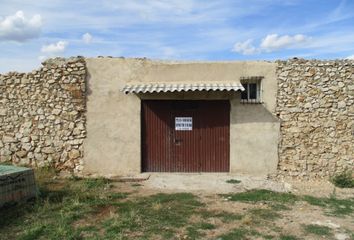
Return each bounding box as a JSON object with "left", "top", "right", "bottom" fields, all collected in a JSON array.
[
  {"left": 0, "top": 57, "right": 86, "bottom": 173},
  {"left": 276, "top": 59, "right": 354, "bottom": 178}
]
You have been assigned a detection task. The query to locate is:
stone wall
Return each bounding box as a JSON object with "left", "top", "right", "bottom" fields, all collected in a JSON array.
[
  {"left": 0, "top": 57, "right": 86, "bottom": 173},
  {"left": 276, "top": 59, "right": 354, "bottom": 178}
]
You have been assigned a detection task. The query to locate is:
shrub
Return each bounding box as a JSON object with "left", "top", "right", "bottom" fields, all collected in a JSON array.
[{"left": 330, "top": 171, "right": 354, "bottom": 188}]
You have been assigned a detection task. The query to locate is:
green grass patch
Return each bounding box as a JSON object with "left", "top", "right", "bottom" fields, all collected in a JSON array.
[
  {"left": 1, "top": 167, "right": 207, "bottom": 240},
  {"left": 222, "top": 189, "right": 297, "bottom": 204},
  {"left": 303, "top": 224, "right": 333, "bottom": 237},
  {"left": 217, "top": 228, "right": 249, "bottom": 240},
  {"left": 83, "top": 177, "right": 112, "bottom": 189},
  {"left": 249, "top": 208, "right": 281, "bottom": 220},
  {"left": 195, "top": 222, "right": 215, "bottom": 230},
  {"left": 331, "top": 171, "right": 354, "bottom": 188},
  {"left": 131, "top": 183, "right": 143, "bottom": 187},
  {"left": 103, "top": 192, "right": 203, "bottom": 238},
  {"left": 218, "top": 228, "right": 262, "bottom": 240},
  {"left": 1, "top": 168, "right": 132, "bottom": 240},
  {"left": 226, "top": 179, "right": 241, "bottom": 184},
  {"left": 263, "top": 235, "right": 275, "bottom": 239},
  {"left": 18, "top": 224, "right": 46, "bottom": 240},
  {"left": 216, "top": 212, "right": 243, "bottom": 223},
  {"left": 279, "top": 235, "right": 298, "bottom": 240},
  {"left": 303, "top": 195, "right": 354, "bottom": 216},
  {"left": 186, "top": 222, "right": 215, "bottom": 239}
]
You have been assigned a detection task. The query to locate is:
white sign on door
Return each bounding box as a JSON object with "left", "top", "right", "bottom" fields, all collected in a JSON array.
[{"left": 175, "top": 117, "right": 192, "bottom": 131}]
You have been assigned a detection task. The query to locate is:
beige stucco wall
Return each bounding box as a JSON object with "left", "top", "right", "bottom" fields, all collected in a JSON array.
[{"left": 84, "top": 58, "right": 279, "bottom": 176}]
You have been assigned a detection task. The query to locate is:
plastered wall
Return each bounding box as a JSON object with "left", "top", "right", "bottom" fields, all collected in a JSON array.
[{"left": 84, "top": 58, "right": 279, "bottom": 176}]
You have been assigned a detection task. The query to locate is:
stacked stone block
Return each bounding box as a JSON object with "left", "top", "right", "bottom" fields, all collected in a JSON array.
[
  {"left": 276, "top": 59, "right": 354, "bottom": 178},
  {"left": 0, "top": 57, "right": 86, "bottom": 173}
]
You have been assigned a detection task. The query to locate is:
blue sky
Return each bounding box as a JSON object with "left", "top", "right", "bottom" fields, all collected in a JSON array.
[{"left": 0, "top": 0, "right": 354, "bottom": 73}]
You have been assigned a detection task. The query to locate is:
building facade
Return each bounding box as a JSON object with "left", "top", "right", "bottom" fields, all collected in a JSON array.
[{"left": 0, "top": 57, "right": 353, "bottom": 178}]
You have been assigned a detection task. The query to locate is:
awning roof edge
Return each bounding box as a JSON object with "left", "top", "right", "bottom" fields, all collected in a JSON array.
[{"left": 122, "top": 82, "right": 245, "bottom": 94}]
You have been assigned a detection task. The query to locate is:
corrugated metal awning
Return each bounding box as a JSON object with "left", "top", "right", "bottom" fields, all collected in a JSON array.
[{"left": 122, "top": 82, "right": 245, "bottom": 94}]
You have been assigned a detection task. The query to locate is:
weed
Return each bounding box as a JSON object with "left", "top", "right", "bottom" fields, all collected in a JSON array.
[
  {"left": 18, "top": 224, "right": 46, "bottom": 240},
  {"left": 279, "top": 235, "right": 298, "bottom": 240},
  {"left": 263, "top": 235, "right": 274, "bottom": 240},
  {"left": 303, "top": 224, "right": 333, "bottom": 237},
  {"left": 263, "top": 235, "right": 275, "bottom": 239},
  {"left": 186, "top": 225, "right": 203, "bottom": 240},
  {"left": 103, "top": 193, "right": 203, "bottom": 238},
  {"left": 331, "top": 171, "right": 354, "bottom": 188},
  {"left": 216, "top": 212, "right": 243, "bottom": 223},
  {"left": 222, "top": 189, "right": 297, "bottom": 204},
  {"left": 108, "top": 192, "right": 130, "bottom": 200},
  {"left": 198, "top": 222, "right": 215, "bottom": 230},
  {"left": 241, "top": 214, "right": 256, "bottom": 225},
  {"left": 303, "top": 195, "right": 354, "bottom": 216},
  {"left": 186, "top": 222, "right": 215, "bottom": 239},
  {"left": 217, "top": 228, "right": 249, "bottom": 240},
  {"left": 226, "top": 179, "right": 241, "bottom": 184},
  {"left": 302, "top": 195, "right": 326, "bottom": 207},
  {"left": 83, "top": 177, "right": 112, "bottom": 189},
  {"left": 131, "top": 183, "right": 143, "bottom": 187},
  {"left": 249, "top": 208, "right": 281, "bottom": 220}
]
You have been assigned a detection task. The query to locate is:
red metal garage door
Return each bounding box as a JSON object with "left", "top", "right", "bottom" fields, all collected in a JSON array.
[{"left": 142, "top": 100, "right": 230, "bottom": 172}]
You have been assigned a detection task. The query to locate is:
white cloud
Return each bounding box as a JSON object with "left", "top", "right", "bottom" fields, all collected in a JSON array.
[
  {"left": 0, "top": 11, "right": 42, "bottom": 42},
  {"left": 232, "top": 39, "right": 259, "bottom": 55},
  {"left": 232, "top": 33, "right": 311, "bottom": 55},
  {"left": 41, "top": 41, "right": 68, "bottom": 54},
  {"left": 82, "top": 32, "right": 93, "bottom": 44},
  {"left": 347, "top": 54, "right": 354, "bottom": 59},
  {"left": 260, "top": 34, "right": 309, "bottom": 51}
]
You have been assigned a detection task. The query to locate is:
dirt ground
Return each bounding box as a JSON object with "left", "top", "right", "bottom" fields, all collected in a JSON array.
[
  {"left": 3, "top": 170, "right": 352, "bottom": 240},
  {"left": 111, "top": 174, "right": 354, "bottom": 240},
  {"left": 138, "top": 173, "right": 353, "bottom": 198}
]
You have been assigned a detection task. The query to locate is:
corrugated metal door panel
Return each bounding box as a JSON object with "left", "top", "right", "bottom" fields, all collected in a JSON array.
[
  {"left": 198, "top": 101, "right": 230, "bottom": 172},
  {"left": 171, "top": 107, "right": 199, "bottom": 172},
  {"left": 142, "top": 101, "right": 171, "bottom": 172},
  {"left": 142, "top": 100, "right": 230, "bottom": 172}
]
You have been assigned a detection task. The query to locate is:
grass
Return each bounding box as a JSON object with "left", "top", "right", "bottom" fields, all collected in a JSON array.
[
  {"left": 303, "top": 224, "right": 333, "bottom": 237},
  {"left": 249, "top": 208, "right": 281, "bottom": 220},
  {"left": 303, "top": 195, "right": 354, "bottom": 216},
  {"left": 331, "top": 171, "right": 354, "bottom": 188},
  {"left": 103, "top": 192, "right": 204, "bottom": 238},
  {"left": 217, "top": 228, "right": 249, "bottom": 240},
  {"left": 186, "top": 222, "right": 216, "bottom": 239},
  {"left": 226, "top": 179, "right": 241, "bottom": 184},
  {"left": 223, "top": 189, "right": 353, "bottom": 217},
  {"left": 222, "top": 189, "right": 298, "bottom": 204},
  {"left": 131, "top": 183, "right": 143, "bottom": 187},
  {"left": 279, "top": 235, "right": 298, "bottom": 240},
  {"left": 1, "top": 166, "right": 353, "bottom": 240},
  {"left": 217, "top": 228, "right": 266, "bottom": 240},
  {"left": 215, "top": 211, "right": 243, "bottom": 223},
  {"left": 0, "top": 167, "right": 208, "bottom": 239}
]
